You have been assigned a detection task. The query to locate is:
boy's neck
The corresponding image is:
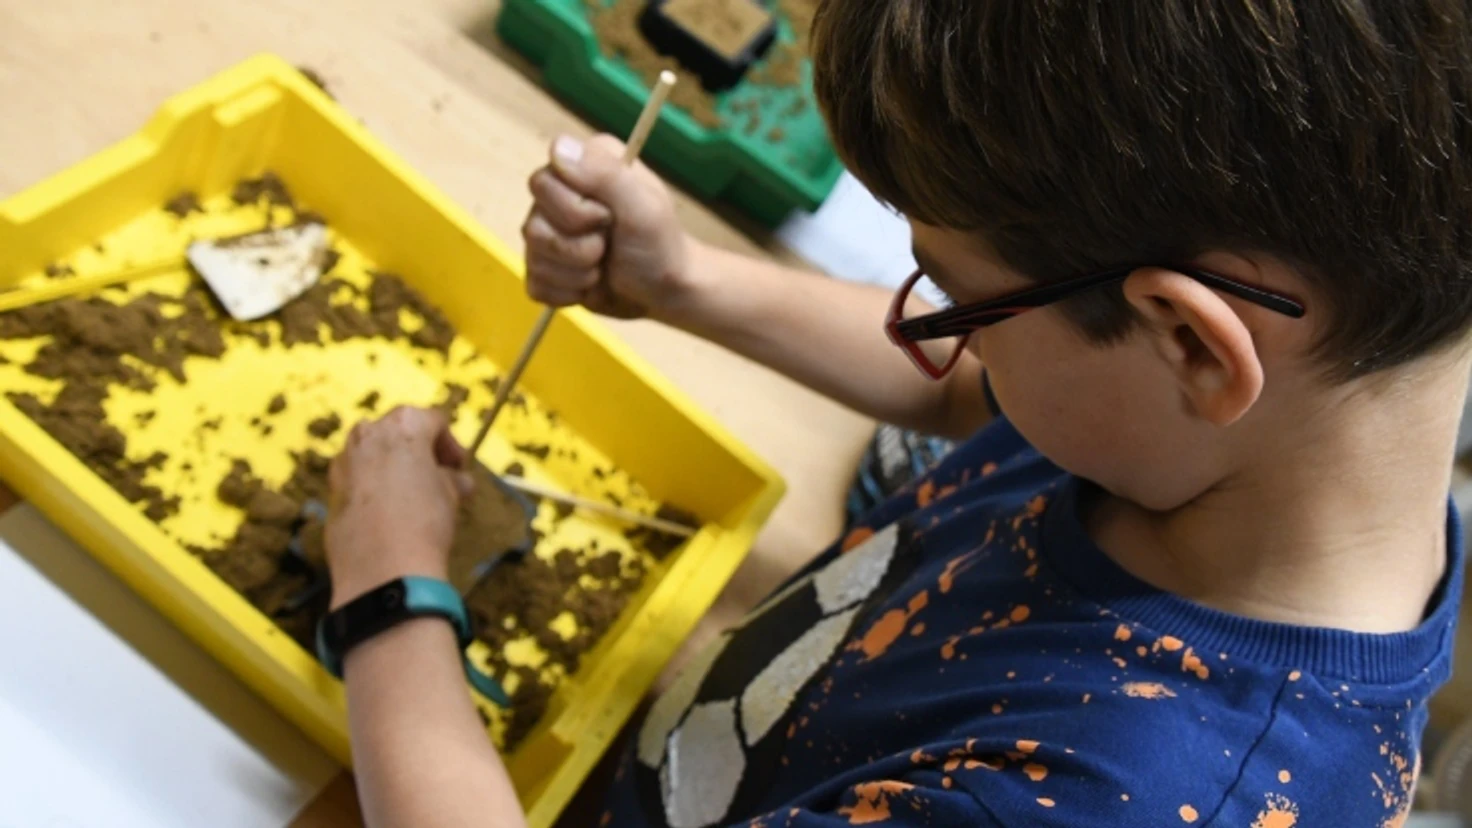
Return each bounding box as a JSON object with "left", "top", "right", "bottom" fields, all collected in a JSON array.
[{"left": 1089, "top": 356, "right": 1467, "bottom": 634}]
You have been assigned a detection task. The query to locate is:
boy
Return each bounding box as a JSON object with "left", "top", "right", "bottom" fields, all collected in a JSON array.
[{"left": 323, "top": 1, "right": 1466, "bottom": 825}]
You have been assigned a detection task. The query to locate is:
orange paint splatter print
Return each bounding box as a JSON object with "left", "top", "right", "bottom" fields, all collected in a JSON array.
[
  {"left": 1010, "top": 605, "right": 1031, "bottom": 623},
  {"left": 916, "top": 480, "right": 937, "bottom": 508},
  {"left": 980, "top": 461, "right": 998, "bottom": 476},
  {"left": 1016, "top": 739, "right": 1039, "bottom": 753},
  {"left": 840, "top": 526, "right": 874, "bottom": 553},
  {"left": 1121, "top": 682, "right": 1177, "bottom": 699},
  {"left": 1160, "top": 635, "right": 1184, "bottom": 651},
  {"left": 938, "top": 551, "right": 980, "bottom": 594},
  {"left": 1114, "top": 624, "right": 1132, "bottom": 641},
  {"left": 910, "top": 622, "right": 925, "bottom": 637},
  {"left": 1179, "top": 804, "right": 1199, "bottom": 823},
  {"left": 1251, "top": 794, "right": 1299, "bottom": 828},
  {"left": 1023, "top": 762, "right": 1048, "bottom": 781},
  {"left": 1287, "top": 669, "right": 1301, "bottom": 681},
  {"left": 1278, "top": 769, "right": 1291, "bottom": 783},
  {"left": 853, "top": 591, "right": 929, "bottom": 661},
  {"left": 1181, "top": 647, "right": 1211, "bottom": 680},
  {"left": 1025, "top": 495, "right": 1048, "bottom": 516},
  {"left": 837, "top": 781, "right": 915, "bottom": 825}
]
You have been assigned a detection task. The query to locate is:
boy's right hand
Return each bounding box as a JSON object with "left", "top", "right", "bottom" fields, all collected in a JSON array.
[{"left": 523, "top": 134, "right": 693, "bottom": 320}]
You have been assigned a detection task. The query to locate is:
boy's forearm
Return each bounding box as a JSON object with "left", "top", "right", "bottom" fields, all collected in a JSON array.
[
  {"left": 344, "top": 618, "right": 526, "bottom": 828},
  {"left": 655, "top": 241, "right": 991, "bottom": 439}
]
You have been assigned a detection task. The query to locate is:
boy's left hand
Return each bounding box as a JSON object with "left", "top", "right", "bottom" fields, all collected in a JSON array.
[{"left": 324, "top": 406, "right": 474, "bottom": 610}]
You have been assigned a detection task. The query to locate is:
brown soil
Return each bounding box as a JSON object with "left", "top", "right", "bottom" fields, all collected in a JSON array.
[
  {"left": 0, "top": 288, "right": 228, "bottom": 521},
  {"left": 202, "top": 453, "right": 330, "bottom": 647},
  {"left": 437, "top": 383, "right": 470, "bottom": 418},
  {"left": 163, "top": 192, "right": 204, "bottom": 218},
  {"left": 465, "top": 538, "right": 648, "bottom": 747},
  {"left": 357, "top": 390, "right": 380, "bottom": 412},
  {"left": 368, "top": 272, "right": 457, "bottom": 353},
  {"left": 587, "top": 0, "right": 722, "bottom": 127},
  {"left": 8, "top": 385, "right": 178, "bottom": 520},
  {"left": 625, "top": 504, "right": 698, "bottom": 560},
  {"left": 267, "top": 394, "right": 287, "bottom": 414},
  {"left": 232, "top": 172, "right": 296, "bottom": 210},
  {"left": 585, "top": 0, "right": 816, "bottom": 129},
  {"left": 45, "top": 262, "right": 75, "bottom": 279},
  {"left": 514, "top": 442, "right": 551, "bottom": 461},
  {"left": 447, "top": 464, "right": 532, "bottom": 592},
  {"left": 662, "top": 0, "right": 774, "bottom": 60},
  {"left": 307, "top": 413, "right": 342, "bottom": 439}
]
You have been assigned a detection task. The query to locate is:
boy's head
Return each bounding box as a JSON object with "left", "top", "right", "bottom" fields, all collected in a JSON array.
[{"left": 812, "top": 0, "right": 1472, "bottom": 508}]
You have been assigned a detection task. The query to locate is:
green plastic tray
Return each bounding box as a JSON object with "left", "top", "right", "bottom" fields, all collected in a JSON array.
[{"left": 498, "top": 0, "right": 842, "bottom": 225}]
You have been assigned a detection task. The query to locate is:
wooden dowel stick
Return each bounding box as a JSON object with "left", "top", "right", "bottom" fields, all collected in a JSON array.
[
  {"left": 500, "top": 474, "right": 696, "bottom": 537},
  {"left": 468, "top": 70, "right": 677, "bottom": 457}
]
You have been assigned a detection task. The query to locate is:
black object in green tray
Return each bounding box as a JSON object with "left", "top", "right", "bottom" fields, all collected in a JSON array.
[{"left": 497, "top": 0, "right": 843, "bottom": 225}]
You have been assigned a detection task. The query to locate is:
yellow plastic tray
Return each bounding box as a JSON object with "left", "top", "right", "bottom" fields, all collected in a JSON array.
[{"left": 0, "top": 54, "right": 783, "bottom": 827}]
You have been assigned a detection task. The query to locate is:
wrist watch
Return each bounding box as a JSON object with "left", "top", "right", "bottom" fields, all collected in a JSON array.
[{"left": 316, "top": 576, "right": 510, "bottom": 706}]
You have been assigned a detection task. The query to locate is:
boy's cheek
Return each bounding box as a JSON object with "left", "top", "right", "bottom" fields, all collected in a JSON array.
[{"left": 980, "top": 321, "right": 1214, "bottom": 507}]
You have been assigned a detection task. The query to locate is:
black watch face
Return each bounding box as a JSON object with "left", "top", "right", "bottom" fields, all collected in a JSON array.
[{"left": 327, "top": 580, "right": 408, "bottom": 651}]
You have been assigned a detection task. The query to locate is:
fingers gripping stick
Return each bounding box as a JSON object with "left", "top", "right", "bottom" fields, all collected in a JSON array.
[{"left": 468, "top": 70, "right": 677, "bottom": 457}]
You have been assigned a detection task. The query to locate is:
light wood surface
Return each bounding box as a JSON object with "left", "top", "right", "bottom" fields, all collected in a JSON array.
[{"left": 0, "top": 0, "right": 873, "bottom": 824}]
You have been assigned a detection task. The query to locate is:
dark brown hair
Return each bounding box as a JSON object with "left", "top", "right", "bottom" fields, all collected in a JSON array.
[{"left": 812, "top": 0, "right": 1472, "bottom": 376}]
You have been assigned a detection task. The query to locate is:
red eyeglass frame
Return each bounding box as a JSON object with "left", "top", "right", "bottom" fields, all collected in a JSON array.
[{"left": 885, "top": 265, "right": 1307, "bottom": 380}]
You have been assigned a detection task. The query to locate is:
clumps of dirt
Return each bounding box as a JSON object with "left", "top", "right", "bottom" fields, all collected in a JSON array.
[
  {"left": 163, "top": 192, "right": 204, "bottom": 218},
  {"left": 660, "top": 0, "right": 774, "bottom": 60},
  {"left": 447, "top": 464, "right": 533, "bottom": 592},
  {"left": 584, "top": 0, "right": 817, "bottom": 130},
  {"left": 466, "top": 540, "right": 649, "bottom": 748},
  {"left": 45, "top": 262, "right": 74, "bottom": 279},
  {"left": 199, "top": 453, "right": 333, "bottom": 648},
  {"left": 358, "top": 390, "right": 380, "bottom": 412},
  {"left": 437, "top": 383, "right": 470, "bottom": 418},
  {"left": 514, "top": 442, "right": 551, "bottom": 461},
  {"left": 0, "top": 289, "right": 232, "bottom": 522},
  {"left": 368, "top": 271, "right": 457, "bottom": 353},
  {"left": 232, "top": 171, "right": 296, "bottom": 210},
  {"left": 7, "top": 384, "right": 179, "bottom": 520},
  {"left": 587, "top": 0, "right": 721, "bottom": 127},
  {"left": 307, "top": 413, "right": 342, "bottom": 439},
  {"left": 203, "top": 451, "right": 533, "bottom": 667},
  {"left": 1, "top": 290, "right": 226, "bottom": 386},
  {"left": 267, "top": 394, "right": 287, "bottom": 414},
  {"left": 483, "top": 376, "right": 527, "bottom": 411},
  {"left": 276, "top": 271, "right": 455, "bottom": 353},
  {"left": 626, "top": 504, "right": 698, "bottom": 560}
]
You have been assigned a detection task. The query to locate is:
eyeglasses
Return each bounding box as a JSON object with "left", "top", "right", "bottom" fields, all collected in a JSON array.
[{"left": 885, "top": 264, "right": 1307, "bottom": 379}]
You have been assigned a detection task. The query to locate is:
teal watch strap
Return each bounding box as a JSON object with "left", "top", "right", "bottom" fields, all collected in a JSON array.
[{"left": 316, "top": 576, "right": 509, "bottom": 706}]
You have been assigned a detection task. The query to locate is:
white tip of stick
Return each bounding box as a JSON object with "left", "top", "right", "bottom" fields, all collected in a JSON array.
[{"left": 658, "top": 70, "right": 677, "bottom": 87}]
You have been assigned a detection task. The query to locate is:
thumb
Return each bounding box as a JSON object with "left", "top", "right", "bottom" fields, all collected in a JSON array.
[{"left": 550, "top": 134, "right": 639, "bottom": 210}]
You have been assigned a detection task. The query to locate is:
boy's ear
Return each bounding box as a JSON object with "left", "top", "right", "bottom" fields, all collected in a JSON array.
[{"left": 1121, "top": 267, "right": 1265, "bottom": 426}]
